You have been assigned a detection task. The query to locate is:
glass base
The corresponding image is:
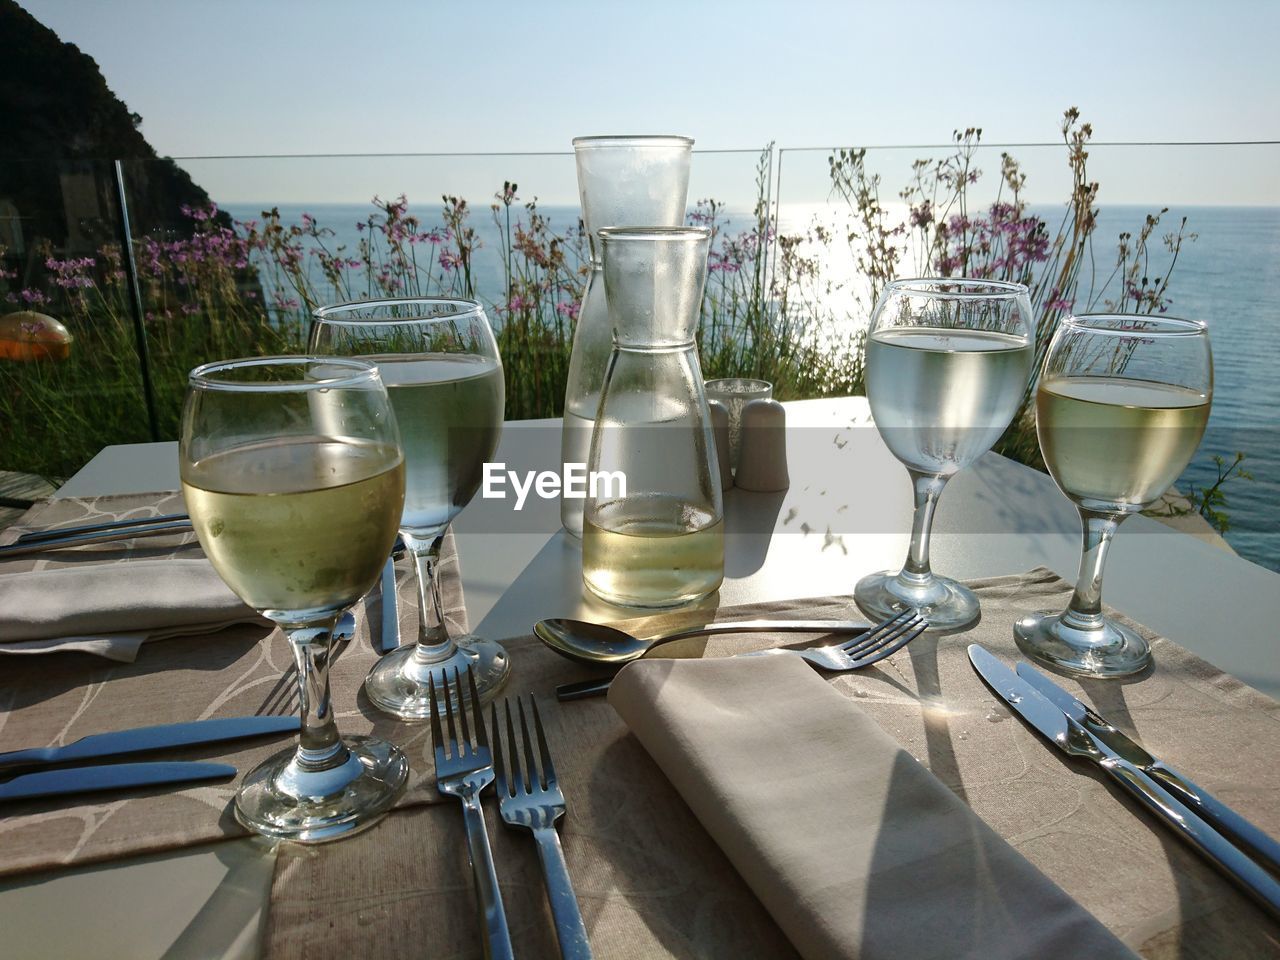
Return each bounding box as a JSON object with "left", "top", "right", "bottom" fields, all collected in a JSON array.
[
  {"left": 854, "top": 569, "right": 978, "bottom": 630},
  {"left": 364, "top": 634, "right": 511, "bottom": 718},
  {"left": 1014, "top": 609, "right": 1151, "bottom": 678},
  {"left": 234, "top": 735, "right": 408, "bottom": 843}
]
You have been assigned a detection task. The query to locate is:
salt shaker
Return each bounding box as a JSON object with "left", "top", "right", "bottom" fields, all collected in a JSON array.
[
  {"left": 708, "top": 400, "right": 733, "bottom": 491},
  {"left": 734, "top": 398, "right": 789, "bottom": 491}
]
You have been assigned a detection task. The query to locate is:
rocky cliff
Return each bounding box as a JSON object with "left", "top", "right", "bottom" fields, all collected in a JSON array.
[{"left": 0, "top": 0, "right": 220, "bottom": 266}]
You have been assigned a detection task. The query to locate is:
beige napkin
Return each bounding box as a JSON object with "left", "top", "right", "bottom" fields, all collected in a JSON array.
[
  {"left": 0, "top": 558, "right": 266, "bottom": 660},
  {"left": 609, "top": 653, "right": 1138, "bottom": 960}
]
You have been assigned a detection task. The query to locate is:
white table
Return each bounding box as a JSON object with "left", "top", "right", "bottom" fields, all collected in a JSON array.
[{"left": 7, "top": 397, "right": 1279, "bottom": 958}]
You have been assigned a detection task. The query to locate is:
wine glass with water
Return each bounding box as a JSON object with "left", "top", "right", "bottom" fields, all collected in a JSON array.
[
  {"left": 180, "top": 356, "right": 408, "bottom": 841},
  {"left": 855, "top": 279, "right": 1034, "bottom": 629},
  {"left": 310, "top": 298, "right": 508, "bottom": 714},
  {"left": 1015, "top": 314, "right": 1212, "bottom": 676}
]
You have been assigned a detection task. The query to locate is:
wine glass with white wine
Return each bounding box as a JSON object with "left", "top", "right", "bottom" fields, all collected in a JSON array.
[
  {"left": 180, "top": 356, "right": 408, "bottom": 841},
  {"left": 855, "top": 279, "right": 1034, "bottom": 629},
  {"left": 1015, "top": 314, "right": 1212, "bottom": 676},
  {"left": 311, "top": 298, "right": 508, "bottom": 714}
]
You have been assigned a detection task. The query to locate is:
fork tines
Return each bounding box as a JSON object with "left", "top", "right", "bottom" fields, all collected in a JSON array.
[
  {"left": 843, "top": 608, "right": 926, "bottom": 662},
  {"left": 491, "top": 694, "right": 559, "bottom": 803},
  {"left": 428, "top": 667, "right": 489, "bottom": 766}
]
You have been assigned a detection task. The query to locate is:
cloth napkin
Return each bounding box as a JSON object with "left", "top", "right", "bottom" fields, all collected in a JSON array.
[
  {"left": 609, "top": 653, "right": 1138, "bottom": 960},
  {"left": 0, "top": 558, "right": 266, "bottom": 661}
]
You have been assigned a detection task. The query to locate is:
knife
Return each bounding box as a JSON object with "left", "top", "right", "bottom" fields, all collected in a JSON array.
[
  {"left": 1015, "top": 662, "right": 1280, "bottom": 877},
  {"left": 0, "top": 761, "right": 235, "bottom": 802},
  {"left": 0, "top": 715, "right": 299, "bottom": 774},
  {"left": 0, "top": 520, "right": 195, "bottom": 558},
  {"left": 14, "top": 513, "right": 191, "bottom": 544},
  {"left": 968, "top": 644, "right": 1280, "bottom": 920},
  {"left": 380, "top": 555, "right": 401, "bottom": 653}
]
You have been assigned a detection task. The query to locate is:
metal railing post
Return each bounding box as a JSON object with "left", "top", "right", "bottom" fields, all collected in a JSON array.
[{"left": 112, "top": 159, "right": 161, "bottom": 441}]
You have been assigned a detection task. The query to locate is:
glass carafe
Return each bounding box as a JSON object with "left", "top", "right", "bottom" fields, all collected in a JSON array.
[
  {"left": 561, "top": 135, "right": 694, "bottom": 538},
  {"left": 581, "top": 226, "right": 723, "bottom": 608}
]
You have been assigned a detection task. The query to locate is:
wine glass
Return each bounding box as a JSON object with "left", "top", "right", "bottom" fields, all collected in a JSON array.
[
  {"left": 855, "top": 279, "right": 1034, "bottom": 629},
  {"left": 310, "top": 298, "right": 508, "bottom": 714},
  {"left": 1015, "top": 314, "right": 1212, "bottom": 676},
  {"left": 179, "top": 356, "right": 408, "bottom": 841}
]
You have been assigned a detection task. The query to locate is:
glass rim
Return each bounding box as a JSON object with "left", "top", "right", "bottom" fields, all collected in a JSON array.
[
  {"left": 572, "top": 135, "right": 694, "bottom": 149},
  {"left": 188, "top": 355, "right": 381, "bottom": 392},
  {"left": 598, "top": 226, "right": 711, "bottom": 242},
  {"left": 312, "top": 296, "right": 485, "bottom": 325},
  {"left": 885, "top": 277, "right": 1029, "bottom": 300},
  {"left": 1060, "top": 313, "right": 1207, "bottom": 337},
  {"left": 705, "top": 377, "right": 772, "bottom": 391}
]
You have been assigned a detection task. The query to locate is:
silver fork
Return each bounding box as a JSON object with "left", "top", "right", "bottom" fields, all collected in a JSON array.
[
  {"left": 556, "top": 608, "right": 927, "bottom": 701},
  {"left": 492, "top": 694, "right": 593, "bottom": 960},
  {"left": 429, "top": 669, "right": 515, "bottom": 960}
]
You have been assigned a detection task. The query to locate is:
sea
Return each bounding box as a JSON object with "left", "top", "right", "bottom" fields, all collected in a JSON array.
[{"left": 221, "top": 201, "right": 1280, "bottom": 573}]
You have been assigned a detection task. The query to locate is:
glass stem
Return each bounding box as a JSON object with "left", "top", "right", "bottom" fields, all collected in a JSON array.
[
  {"left": 900, "top": 470, "right": 949, "bottom": 584},
  {"left": 408, "top": 532, "right": 456, "bottom": 661},
  {"left": 1062, "top": 509, "right": 1125, "bottom": 632},
  {"left": 286, "top": 617, "right": 347, "bottom": 768}
]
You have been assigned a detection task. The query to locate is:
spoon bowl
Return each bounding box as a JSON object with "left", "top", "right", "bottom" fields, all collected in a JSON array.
[{"left": 535, "top": 619, "right": 654, "bottom": 666}]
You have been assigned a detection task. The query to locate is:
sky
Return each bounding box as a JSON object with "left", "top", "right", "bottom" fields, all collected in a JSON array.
[{"left": 17, "top": 0, "right": 1280, "bottom": 207}]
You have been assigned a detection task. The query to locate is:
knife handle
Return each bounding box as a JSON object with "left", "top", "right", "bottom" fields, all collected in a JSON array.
[
  {"left": 1149, "top": 762, "right": 1280, "bottom": 877},
  {"left": 1102, "top": 758, "right": 1280, "bottom": 920},
  {"left": 557, "top": 678, "right": 613, "bottom": 702}
]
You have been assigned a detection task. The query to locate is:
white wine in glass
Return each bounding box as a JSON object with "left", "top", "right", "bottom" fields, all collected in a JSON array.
[
  {"left": 180, "top": 357, "right": 408, "bottom": 842},
  {"left": 1015, "top": 315, "right": 1212, "bottom": 677},
  {"left": 311, "top": 298, "right": 508, "bottom": 715},
  {"left": 855, "top": 279, "right": 1034, "bottom": 630}
]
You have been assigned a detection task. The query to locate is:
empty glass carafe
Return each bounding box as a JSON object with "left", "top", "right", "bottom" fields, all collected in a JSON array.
[
  {"left": 582, "top": 227, "right": 723, "bottom": 608},
  {"left": 561, "top": 135, "right": 694, "bottom": 538}
]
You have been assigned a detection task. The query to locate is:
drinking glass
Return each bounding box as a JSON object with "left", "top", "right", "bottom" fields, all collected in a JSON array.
[
  {"left": 1015, "top": 314, "right": 1212, "bottom": 676},
  {"left": 855, "top": 279, "right": 1033, "bottom": 629},
  {"left": 310, "top": 298, "right": 508, "bottom": 714},
  {"left": 179, "top": 356, "right": 408, "bottom": 841}
]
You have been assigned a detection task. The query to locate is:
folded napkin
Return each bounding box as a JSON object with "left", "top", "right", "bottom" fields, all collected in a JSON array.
[
  {"left": 609, "top": 654, "right": 1137, "bottom": 960},
  {"left": 0, "top": 558, "right": 266, "bottom": 661}
]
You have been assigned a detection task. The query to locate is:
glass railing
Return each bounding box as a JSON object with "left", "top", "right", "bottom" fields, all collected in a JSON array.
[
  {"left": 0, "top": 156, "right": 151, "bottom": 482},
  {"left": 772, "top": 138, "right": 1280, "bottom": 570},
  {"left": 2, "top": 141, "right": 1275, "bottom": 570}
]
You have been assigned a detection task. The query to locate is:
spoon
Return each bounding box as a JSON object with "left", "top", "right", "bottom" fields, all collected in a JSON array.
[{"left": 534, "top": 617, "right": 872, "bottom": 668}]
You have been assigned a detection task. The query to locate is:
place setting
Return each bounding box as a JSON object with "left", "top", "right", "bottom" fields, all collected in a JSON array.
[{"left": 0, "top": 131, "right": 1277, "bottom": 960}]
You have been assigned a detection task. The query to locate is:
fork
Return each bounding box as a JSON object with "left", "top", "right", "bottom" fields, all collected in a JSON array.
[
  {"left": 429, "top": 669, "right": 515, "bottom": 960},
  {"left": 556, "top": 608, "right": 927, "bottom": 701},
  {"left": 492, "top": 694, "right": 593, "bottom": 960}
]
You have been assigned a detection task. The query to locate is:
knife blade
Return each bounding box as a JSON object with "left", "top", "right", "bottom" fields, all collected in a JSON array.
[
  {"left": 969, "top": 644, "right": 1280, "bottom": 920},
  {"left": 1015, "top": 661, "right": 1280, "bottom": 877},
  {"left": 0, "top": 715, "right": 299, "bottom": 774},
  {"left": 0, "top": 761, "right": 235, "bottom": 802},
  {"left": 380, "top": 555, "right": 401, "bottom": 653}
]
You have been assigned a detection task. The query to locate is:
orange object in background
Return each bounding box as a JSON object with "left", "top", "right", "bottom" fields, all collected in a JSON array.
[{"left": 0, "top": 311, "right": 73, "bottom": 361}]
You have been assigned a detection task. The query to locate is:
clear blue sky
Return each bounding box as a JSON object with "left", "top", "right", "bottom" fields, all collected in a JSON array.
[{"left": 18, "top": 0, "right": 1280, "bottom": 206}]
